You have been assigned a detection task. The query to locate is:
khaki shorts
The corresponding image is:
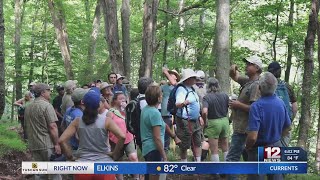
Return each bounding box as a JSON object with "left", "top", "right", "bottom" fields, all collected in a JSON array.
[
  {"left": 175, "top": 117, "right": 203, "bottom": 151},
  {"left": 205, "top": 117, "right": 229, "bottom": 139},
  {"left": 110, "top": 140, "right": 136, "bottom": 158}
]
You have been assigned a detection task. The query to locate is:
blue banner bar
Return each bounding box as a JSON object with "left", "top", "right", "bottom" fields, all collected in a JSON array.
[{"left": 93, "top": 162, "right": 307, "bottom": 174}]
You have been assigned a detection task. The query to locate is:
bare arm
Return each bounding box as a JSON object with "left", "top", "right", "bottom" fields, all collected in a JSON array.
[
  {"left": 163, "top": 67, "right": 177, "bottom": 86},
  {"left": 229, "top": 65, "right": 240, "bottom": 82},
  {"left": 176, "top": 100, "right": 189, "bottom": 109},
  {"left": 292, "top": 102, "right": 298, "bottom": 119},
  {"left": 49, "top": 122, "right": 61, "bottom": 154},
  {"left": 165, "top": 124, "right": 181, "bottom": 145},
  {"left": 14, "top": 98, "right": 24, "bottom": 107},
  {"left": 153, "top": 126, "right": 167, "bottom": 161},
  {"left": 59, "top": 119, "right": 79, "bottom": 160},
  {"left": 282, "top": 126, "right": 292, "bottom": 137},
  {"left": 202, "top": 107, "right": 208, "bottom": 127},
  {"left": 54, "top": 108, "right": 63, "bottom": 119},
  {"left": 245, "top": 131, "right": 258, "bottom": 150}
]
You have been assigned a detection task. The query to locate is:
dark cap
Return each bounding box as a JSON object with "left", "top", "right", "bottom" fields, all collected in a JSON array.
[
  {"left": 56, "top": 85, "right": 64, "bottom": 91},
  {"left": 268, "top": 61, "right": 281, "bottom": 72},
  {"left": 33, "top": 83, "right": 51, "bottom": 94}
]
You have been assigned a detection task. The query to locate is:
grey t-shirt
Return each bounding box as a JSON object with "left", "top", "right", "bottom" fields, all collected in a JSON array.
[
  {"left": 76, "top": 114, "right": 113, "bottom": 162},
  {"left": 202, "top": 92, "right": 229, "bottom": 120}
]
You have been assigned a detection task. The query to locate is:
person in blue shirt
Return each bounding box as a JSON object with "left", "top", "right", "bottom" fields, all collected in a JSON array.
[
  {"left": 175, "top": 68, "right": 203, "bottom": 162},
  {"left": 161, "top": 68, "right": 180, "bottom": 152},
  {"left": 61, "top": 88, "right": 88, "bottom": 150},
  {"left": 246, "top": 72, "right": 291, "bottom": 180}
]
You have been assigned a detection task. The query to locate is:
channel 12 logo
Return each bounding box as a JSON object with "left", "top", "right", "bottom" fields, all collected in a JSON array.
[{"left": 264, "top": 147, "right": 281, "bottom": 162}]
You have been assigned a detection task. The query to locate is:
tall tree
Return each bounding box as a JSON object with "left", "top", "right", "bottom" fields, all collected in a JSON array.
[
  {"left": 139, "top": 0, "right": 159, "bottom": 78},
  {"left": 102, "top": 0, "right": 124, "bottom": 74},
  {"left": 297, "top": 0, "right": 318, "bottom": 149},
  {"left": 316, "top": 1, "right": 320, "bottom": 172},
  {"left": 14, "top": 0, "right": 24, "bottom": 100},
  {"left": 272, "top": 0, "right": 281, "bottom": 61},
  {"left": 285, "top": 0, "right": 294, "bottom": 83},
  {"left": 48, "top": 0, "right": 74, "bottom": 80},
  {"left": 0, "top": 0, "right": 5, "bottom": 120},
  {"left": 121, "top": 0, "right": 131, "bottom": 80},
  {"left": 162, "top": 0, "right": 170, "bottom": 67},
  {"left": 84, "top": 0, "right": 90, "bottom": 23},
  {"left": 213, "top": 0, "right": 230, "bottom": 93},
  {"left": 87, "top": 0, "right": 102, "bottom": 63},
  {"left": 28, "top": 7, "right": 39, "bottom": 84}
]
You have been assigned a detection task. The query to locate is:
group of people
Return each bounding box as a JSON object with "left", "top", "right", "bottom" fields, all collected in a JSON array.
[{"left": 17, "top": 55, "right": 297, "bottom": 180}]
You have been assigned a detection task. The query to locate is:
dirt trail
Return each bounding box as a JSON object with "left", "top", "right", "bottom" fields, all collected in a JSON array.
[{"left": 0, "top": 150, "right": 32, "bottom": 180}]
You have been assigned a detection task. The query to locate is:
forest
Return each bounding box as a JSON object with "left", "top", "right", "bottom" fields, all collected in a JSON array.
[{"left": 0, "top": 0, "right": 320, "bottom": 177}]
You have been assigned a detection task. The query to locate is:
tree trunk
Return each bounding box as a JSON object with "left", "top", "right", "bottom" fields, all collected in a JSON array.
[
  {"left": 14, "top": 0, "right": 24, "bottom": 100},
  {"left": 41, "top": 16, "right": 48, "bottom": 83},
  {"left": 139, "top": 0, "right": 159, "bottom": 78},
  {"left": 102, "top": 0, "right": 124, "bottom": 74},
  {"left": 84, "top": 0, "right": 90, "bottom": 23},
  {"left": 285, "top": 0, "right": 294, "bottom": 83},
  {"left": 0, "top": 0, "right": 5, "bottom": 120},
  {"left": 48, "top": 0, "right": 74, "bottom": 80},
  {"left": 87, "top": 0, "right": 102, "bottom": 63},
  {"left": 177, "top": 0, "right": 186, "bottom": 60},
  {"left": 272, "top": 0, "right": 281, "bottom": 61},
  {"left": 297, "top": 0, "right": 318, "bottom": 150},
  {"left": 195, "top": 12, "right": 205, "bottom": 70},
  {"left": 316, "top": 0, "right": 320, "bottom": 172},
  {"left": 28, "top": 7, "right": 39, "bottom": 84},
  {"left": 213, "top": 0, "right": 230, "bottom": 93},
  {"left": 121, "top": 0, "right": 131, "bottom": 80},
  {"left": 162, "top": 0, "right": 170, "bottom": 67}
]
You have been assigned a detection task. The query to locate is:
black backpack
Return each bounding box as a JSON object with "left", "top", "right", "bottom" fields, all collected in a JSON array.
[
  {"left": 167, "top": 84, "right": 194, "bottom": 115},
  {"left": 125, "top": 96, "right": 145, "bottom": 145}
]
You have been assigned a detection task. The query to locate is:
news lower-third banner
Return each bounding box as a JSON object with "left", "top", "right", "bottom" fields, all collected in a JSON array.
[
  {"left": 22, "top": 147, "right": 307, "bottom": 175},
  {"left": 22, "top": 162, "right": 307, "bottom": 174}
]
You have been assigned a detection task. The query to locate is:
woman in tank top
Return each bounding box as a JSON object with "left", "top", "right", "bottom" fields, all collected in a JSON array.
[
  {"left": 108, "top": 91, "right": 139, "bottom": 180},
  {"left": 59, "top": 89, "right": 125, "bottom": 180}
]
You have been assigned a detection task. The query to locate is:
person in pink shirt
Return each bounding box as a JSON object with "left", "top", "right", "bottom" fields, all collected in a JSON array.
[{"left": 108, "top": 91, "right": 139, "bottom": 180}]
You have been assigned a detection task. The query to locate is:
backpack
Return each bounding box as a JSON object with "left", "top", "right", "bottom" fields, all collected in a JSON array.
[
  {"left": 167, "top": 84, "right": 195, "bottom": 115},
  {"left": 125, "top": 96, "right": 145, "bottom": 145},
  {"left": 275, "top": 80, "right": 292, "bottom": 119}
]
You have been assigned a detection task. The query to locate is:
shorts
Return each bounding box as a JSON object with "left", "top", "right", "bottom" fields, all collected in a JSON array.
[
  {"left": 205, "top": 117, "right": 229, "bottom": 139},
  {"left": 144, "top": 150, "right": 162, "bottom": 161},
  {"left": 110, "top": 140, "right": 136, "bottom": 158},
  {"left": 175, "top": 117, "right": 203, "bottom": 151}
]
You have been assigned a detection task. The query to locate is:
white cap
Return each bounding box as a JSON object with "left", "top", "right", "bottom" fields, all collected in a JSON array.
[{"left": 244, "top": 55, "right": 263, "bottom": 69}]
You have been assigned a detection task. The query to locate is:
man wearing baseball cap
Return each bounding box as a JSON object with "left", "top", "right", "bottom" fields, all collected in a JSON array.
[
  {"left": 61, "top": 88, "right": 89, "bottom": 150},
  {"left": 61, "top": 80, "right": 77, "bottom": 115},
  {"left": 24, "top": 83, "right": 62, "bottom": 180},
  {"left": 227, "top": 55, "right": 262, "bottom": 179},
  {"left": 268, "top": 61, "right": 298, "bottom": 147}
]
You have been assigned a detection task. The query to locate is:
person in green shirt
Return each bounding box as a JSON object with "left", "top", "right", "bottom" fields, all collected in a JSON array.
[{"left": 140, "top": 84, "right": 166, "bottom": 180}]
